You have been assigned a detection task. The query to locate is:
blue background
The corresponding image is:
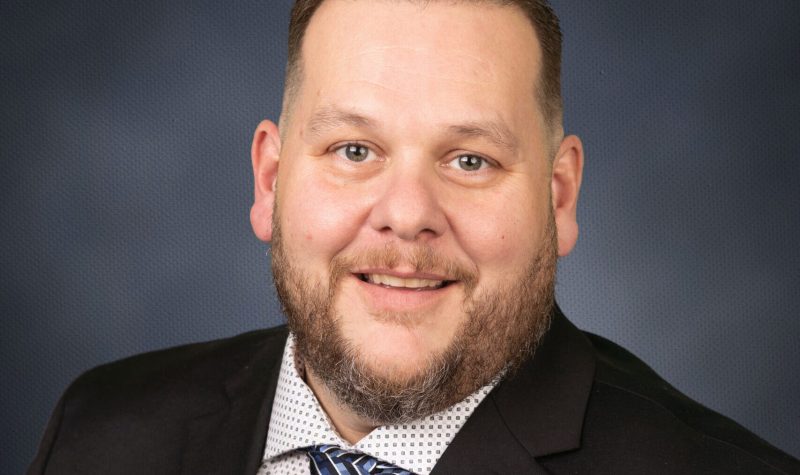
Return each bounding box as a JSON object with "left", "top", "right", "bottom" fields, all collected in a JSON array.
[{"left": 2, "top": 1, "right": 798, "bottom": 473}]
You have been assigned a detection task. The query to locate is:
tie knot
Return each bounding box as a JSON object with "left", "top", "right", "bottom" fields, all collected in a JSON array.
[{"left": 301, "top": 444, "right": 415, "bottom": 475}]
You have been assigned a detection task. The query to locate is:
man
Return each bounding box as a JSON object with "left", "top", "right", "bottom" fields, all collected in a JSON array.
[{"left": 28, "top": 1, "right": 800, "bottom": 474}]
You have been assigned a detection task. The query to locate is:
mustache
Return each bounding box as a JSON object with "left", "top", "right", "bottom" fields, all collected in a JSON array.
[{"left": 329, "top": 244, "right": 479, "bottom": 294}]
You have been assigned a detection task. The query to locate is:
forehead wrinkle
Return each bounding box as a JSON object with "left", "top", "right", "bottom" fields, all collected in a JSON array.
[
  {"left": 343, "top": 46, "right": 501, "bottom": 86},
  {"left": 349, "top": 44, "right": 497, "bottom": 70},
  {"left": 346, "top": 79, "right": 415, "bottom": 98}
]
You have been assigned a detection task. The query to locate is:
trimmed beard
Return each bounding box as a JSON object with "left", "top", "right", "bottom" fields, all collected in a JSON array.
[{"left": 270, "top": 212, "right": 557, "bottom": 425}]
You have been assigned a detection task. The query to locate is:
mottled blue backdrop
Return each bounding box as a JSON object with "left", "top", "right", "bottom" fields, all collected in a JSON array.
[{"left": 2, "top": 1, "right": 798, "bottom": 473}]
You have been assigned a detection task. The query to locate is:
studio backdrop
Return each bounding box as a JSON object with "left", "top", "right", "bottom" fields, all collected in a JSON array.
[{"left": 2, "top": 1, "right": 798, "bottom": 474}]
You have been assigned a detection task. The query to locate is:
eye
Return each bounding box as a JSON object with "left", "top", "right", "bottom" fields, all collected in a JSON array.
[
  {"left": 447, "top": 154, "right": 491, "bottom": 172},
  {"left": 334, "top": 143, "right": 374, "bottom": 162}
]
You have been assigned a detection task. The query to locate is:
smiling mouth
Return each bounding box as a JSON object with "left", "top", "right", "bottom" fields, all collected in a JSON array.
[{"left": 357, "top": 273, "right": 453, "bottom": 290}]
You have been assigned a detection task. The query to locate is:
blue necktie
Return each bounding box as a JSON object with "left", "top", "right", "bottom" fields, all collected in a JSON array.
[{"left": 301, "top": 444, "right": 416, "bottom": 475}]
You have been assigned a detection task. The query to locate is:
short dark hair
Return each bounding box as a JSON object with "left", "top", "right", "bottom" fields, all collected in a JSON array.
[{"left": 283, "top": 0, "right": 563, "bottom": 133}]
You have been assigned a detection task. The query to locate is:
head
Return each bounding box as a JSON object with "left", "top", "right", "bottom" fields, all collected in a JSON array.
[{"left": 250, "top": 0, "right": 583, "bottom": 424}]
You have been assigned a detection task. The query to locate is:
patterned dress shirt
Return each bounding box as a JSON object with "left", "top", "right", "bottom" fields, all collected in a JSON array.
[{"left": 257, "top": 334, "right": 498, "bottom": 475}]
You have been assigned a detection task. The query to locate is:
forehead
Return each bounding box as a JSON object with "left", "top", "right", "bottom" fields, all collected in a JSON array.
[{"left": 292, "top": 0, "right": 544, "bottom": 138}]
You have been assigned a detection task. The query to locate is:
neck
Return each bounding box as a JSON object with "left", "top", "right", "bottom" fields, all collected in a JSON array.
[{"left": 305, "top": 368, "right": 376, "bottom": 444}]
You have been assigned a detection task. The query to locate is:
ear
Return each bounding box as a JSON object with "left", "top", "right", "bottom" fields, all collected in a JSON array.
[
  {"left": 551, "top": 134, "right": 584, "bottom": 256},
  {"left": 250, "top": 120, "right": 281, "bottom": 242}
]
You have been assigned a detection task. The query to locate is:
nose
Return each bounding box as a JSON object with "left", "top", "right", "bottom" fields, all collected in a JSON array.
[{"left": 367, "top": 164, "right": 447, "bottom": 242}]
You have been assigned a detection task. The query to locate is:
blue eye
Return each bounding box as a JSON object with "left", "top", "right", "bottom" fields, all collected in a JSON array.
[
  {"left": 335, "top": 143, "right": 373, "bottom": 162},
  {"left": 449, "top": 154, "right": 489, "bottom": 171}
]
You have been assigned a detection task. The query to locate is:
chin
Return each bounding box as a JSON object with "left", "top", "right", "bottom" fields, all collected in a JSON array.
[
  {"left": 341, "top": 301, "right": 457, "bottom": 362},
  {"left": 363, "top": 355, "right": 433, "bottom": 385},
  {"left": 361, "top": 340, "right": 440, "bottom": 380}
]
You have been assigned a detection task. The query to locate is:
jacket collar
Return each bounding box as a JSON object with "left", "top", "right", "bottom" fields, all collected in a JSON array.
[
  {"left": 432, "top": 304, "right": 596, "bottom": 473},
  {"left": 494, "top": 304, "right": 596, "bottom": 456},
  {"left": 179, "top": 327, "right": 288, "bottom": 475}
]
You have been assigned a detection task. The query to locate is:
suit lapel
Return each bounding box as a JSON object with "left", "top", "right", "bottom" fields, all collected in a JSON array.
[
  {"left": 493, "top": 307, "right": 596, "bottom": 457},
  {"left": 433, "top": 306, "right": 596, "bottom": 473},
  {"left": 430, "top": 394, "right": 549, "bottom": 474},
  {"left": 180, "top": 328, "right": 288, "bottom": 475}
]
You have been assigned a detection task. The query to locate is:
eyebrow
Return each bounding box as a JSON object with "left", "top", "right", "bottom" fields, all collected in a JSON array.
[
  {"left": 447, "top": 121, "right": 518, "bottom": 154},
  {"left": 305, "top": 106, "right": 377, "bottom": 139},
  {"left": 305, "top": 105, "right": 518, "bottom": 154}
]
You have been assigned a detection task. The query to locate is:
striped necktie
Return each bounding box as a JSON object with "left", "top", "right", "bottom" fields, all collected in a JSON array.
[{"left": 301, "top": 444, "right": 416, "bottom": 475}]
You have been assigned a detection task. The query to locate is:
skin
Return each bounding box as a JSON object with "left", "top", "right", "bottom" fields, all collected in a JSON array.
[{"left": 250, "top": 0, "right": 583, "bottom": 443}]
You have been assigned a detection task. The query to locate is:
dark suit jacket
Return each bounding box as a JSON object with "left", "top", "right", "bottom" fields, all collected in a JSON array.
[{"left": 29, "top": 307, "right": 800, "bottom": 474}]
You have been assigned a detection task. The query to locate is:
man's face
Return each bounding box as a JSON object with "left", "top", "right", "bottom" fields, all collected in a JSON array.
[{"left": 253, "top": 0, "right": 580, "bottom": 422}]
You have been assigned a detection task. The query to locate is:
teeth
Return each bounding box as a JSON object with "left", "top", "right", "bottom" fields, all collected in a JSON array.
[{"left": 366, "top": 273, "right": 444, "bottom": 289}]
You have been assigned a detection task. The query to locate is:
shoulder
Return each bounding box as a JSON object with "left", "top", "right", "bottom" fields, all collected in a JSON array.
[
  {"left": 28, "top": 326, "right": 289, "bottom": 473},
  {"left": 558, "top": 332, "right": 798, "bottom": 474},
  {"left": 68, "top": 325, "right": 289, "bottom": 393},
  {"left": 60, "top": 324, "right": 290, "bottom": 416}
]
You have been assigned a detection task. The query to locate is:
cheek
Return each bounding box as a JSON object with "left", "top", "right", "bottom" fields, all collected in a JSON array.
[
  {"left": 456, "top": 216, "right": 523, "bottom": 265},
  {"left": 278, "top": 167, "right": 369, "bottom": 258},
  {"left": 447, "top": 188, "right": 546, "bottom": 272}
]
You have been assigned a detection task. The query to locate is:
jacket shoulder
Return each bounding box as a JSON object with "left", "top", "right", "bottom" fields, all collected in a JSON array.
[
  {"left": 69, "top": 324, "right": 289, "bottom": 393},
  {"left": 559, "top": 332, "right": 799, "bottom": 474},
  {"left": 28, "top": 325, "right": 289, "bottom": 474}
]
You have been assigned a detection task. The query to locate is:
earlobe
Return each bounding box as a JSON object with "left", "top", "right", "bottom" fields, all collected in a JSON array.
[
  {"left": 551, "top": 135, "right": 584, "bottom": 257},
  {"left": 250, "top": 120, "right": 282, "bottom": 242}
]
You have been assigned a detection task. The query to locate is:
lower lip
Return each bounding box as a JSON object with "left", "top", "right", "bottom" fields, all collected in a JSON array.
[{"left": 352, "top": 274, "right": 454, "bottom": 313}]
